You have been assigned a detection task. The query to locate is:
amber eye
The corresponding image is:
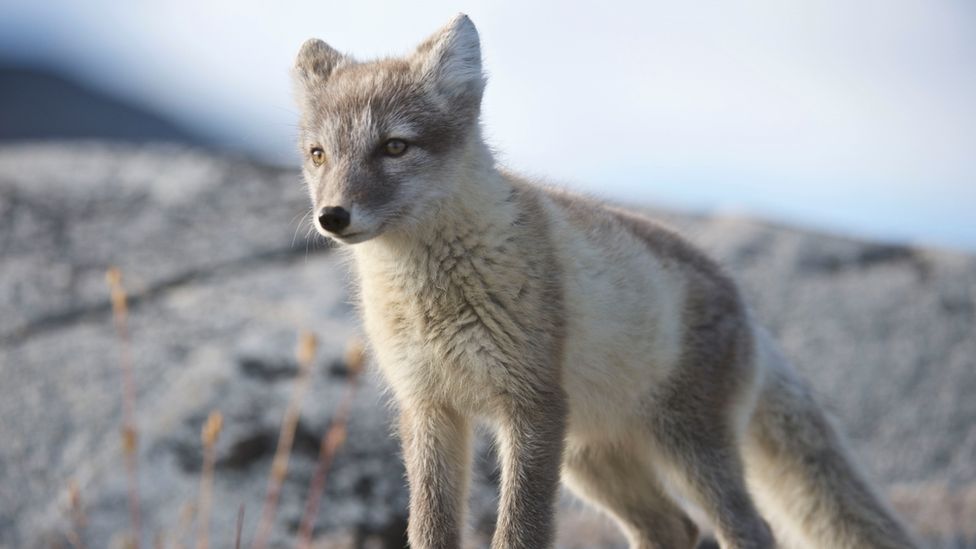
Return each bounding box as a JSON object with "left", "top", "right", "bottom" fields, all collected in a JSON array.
[
  {"left": 383, "top": 139, "right": 408, "bottom": 157},
  {"left": 310, "top": 147, "right": 325, "bottom": 167}
]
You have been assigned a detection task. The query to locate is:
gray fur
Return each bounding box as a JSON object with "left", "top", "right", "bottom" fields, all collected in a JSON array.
[
  {"left": 292, "top": 13, "right": 918, "bottom": 549},
  {"left": 745, "top": 358, "right": 918, "bottom": 548}
]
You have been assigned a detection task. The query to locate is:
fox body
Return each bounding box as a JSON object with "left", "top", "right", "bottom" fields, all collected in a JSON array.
[{"left": 293, "top": 15, "right": 917, "bottom": 549}]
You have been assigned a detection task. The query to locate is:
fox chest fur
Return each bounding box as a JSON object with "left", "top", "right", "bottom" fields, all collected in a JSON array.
[
  {"left": 351, "top": 190, "right": 565, "bottom": 414},
  {"left": 349, "top": 184, "right": 689, "bottom": 437}
]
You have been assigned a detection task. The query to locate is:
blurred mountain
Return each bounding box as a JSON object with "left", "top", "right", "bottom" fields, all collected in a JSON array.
[
  {"left": 0, "top": 64, "right": 202, "bottom": 143},
  {"left": 0, "top": 142, "right": 973, "bottom": 548}
]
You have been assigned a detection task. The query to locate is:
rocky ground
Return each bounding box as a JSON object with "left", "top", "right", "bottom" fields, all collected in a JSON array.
[{"left": 1, "top": 142, "right": 974, "bottom": 548}]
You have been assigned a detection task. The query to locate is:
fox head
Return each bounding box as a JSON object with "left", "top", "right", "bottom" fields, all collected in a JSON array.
[{"left": 293, "top": 14, "right": 486, "bottom": 244}]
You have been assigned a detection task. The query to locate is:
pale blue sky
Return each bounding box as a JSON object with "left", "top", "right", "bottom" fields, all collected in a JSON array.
[{"left": 2, "top": 1, "right": 974, "bottom": 250}]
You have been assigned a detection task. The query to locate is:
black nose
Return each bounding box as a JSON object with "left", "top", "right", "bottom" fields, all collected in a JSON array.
[{"left": 318, "top": 206, "right": 351, "bottom": 233}]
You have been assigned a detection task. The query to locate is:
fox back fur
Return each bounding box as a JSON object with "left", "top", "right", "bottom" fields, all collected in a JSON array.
[{"left": 292, "top": 14, "right": 917, "bottom": 549}]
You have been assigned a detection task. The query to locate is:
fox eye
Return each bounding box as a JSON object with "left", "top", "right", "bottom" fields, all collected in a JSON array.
[
  {"left": 310, "top": 147, "right": 326, "bottom": 167},
  {"left": 383, "top": 139, "right": 408, "bottom": 157}
]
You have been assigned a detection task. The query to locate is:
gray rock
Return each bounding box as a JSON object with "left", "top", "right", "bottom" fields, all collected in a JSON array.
[{"left": 1, "top": 142, "right": 973, "bottom": 548}]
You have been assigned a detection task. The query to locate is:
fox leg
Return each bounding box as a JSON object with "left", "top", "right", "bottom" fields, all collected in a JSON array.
[
  {"left": 490, "top": 393, "right": 567, "bottom": 549},
  {"left": 399, "top": 404, "right": 472, "bottom": 549},
  {"left": 647, "top": 411, "right": 774, "bottom": 549},
  {"left": 563, "top": 442, "right": 699, "bottom": 549}
]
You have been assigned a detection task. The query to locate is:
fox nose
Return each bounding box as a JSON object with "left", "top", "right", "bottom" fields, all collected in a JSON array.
[{"left": 318, "top": 206, "right": 351, "bottom": 234}]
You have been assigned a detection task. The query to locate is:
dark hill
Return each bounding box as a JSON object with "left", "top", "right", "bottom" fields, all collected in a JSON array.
[{"left": 0, "top": 64, "right": 200, "bottom": 143}]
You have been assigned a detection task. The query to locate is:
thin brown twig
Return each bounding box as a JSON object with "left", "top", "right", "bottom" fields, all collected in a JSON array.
[
  {"left": 250, "top": 332, "right": 318, "bottom": 549},
  {"left": 234, "top": 504, "right": 245, "bottom": 549},
  {"left": 171, "top": 502, "right": 195, "bottom": 549},
  {"left": 106, "top": 267, "right": 142, "bottom": 549},
  {"left": 196, "top": 411, "right": 223, "bottom": 549},
  {"left": 64, "top": 480, "right": 87, "bottom": 549},
  {"left": 296, "top": 339, "right": 365, "bottom": 549}
]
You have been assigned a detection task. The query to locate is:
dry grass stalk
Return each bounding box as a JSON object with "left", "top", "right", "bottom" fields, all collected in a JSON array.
[
  {"left": 234, "top": 504, "right": 245, "bottom": 549},
  {"left": 296, "top": 339, "right": 366, "bottom": 549},
  {"left": 170, "top": 502, "right": 195, "bottom": 549},
  {"left": 250, "top": 331, "right": 318, "bottom": 549},
  {"left": 64, "top": 480, "right": 87, "bottom": 549},
  {"left": 106, "top": 267, "right": 142, "bottom": 549},
  {"left": 195, "top": 411, "right": 223, "bottom": 549}
]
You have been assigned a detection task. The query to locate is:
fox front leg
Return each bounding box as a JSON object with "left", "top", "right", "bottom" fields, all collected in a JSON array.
[
  {"left": 491, "top": 392, "right": 567, "bottom": 549},
  {"left": 399, "top": 404, "right": 472, "bottom": 549}
]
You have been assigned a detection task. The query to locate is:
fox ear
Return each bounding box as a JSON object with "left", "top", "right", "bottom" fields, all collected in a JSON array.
[
  {"left": 293, "top": 38, "right": 346, "bottom": 93},
  {"left": 413, "top": 14, "right": 485, "bottom": 103}
]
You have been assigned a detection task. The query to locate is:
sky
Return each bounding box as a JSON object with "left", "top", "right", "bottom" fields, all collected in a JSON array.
[{"left": 2, "top": 1, "right": 974, "bottom": 250}]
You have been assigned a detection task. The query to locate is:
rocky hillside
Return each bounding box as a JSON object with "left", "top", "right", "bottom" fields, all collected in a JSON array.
[{"left": 1, "top": 142, "right": 973, "bottom": 548}]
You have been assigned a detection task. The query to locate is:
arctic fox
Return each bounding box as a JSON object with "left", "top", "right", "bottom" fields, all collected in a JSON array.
[{"left": 292, "top": 14, "right": 917, "bottom": 549}]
